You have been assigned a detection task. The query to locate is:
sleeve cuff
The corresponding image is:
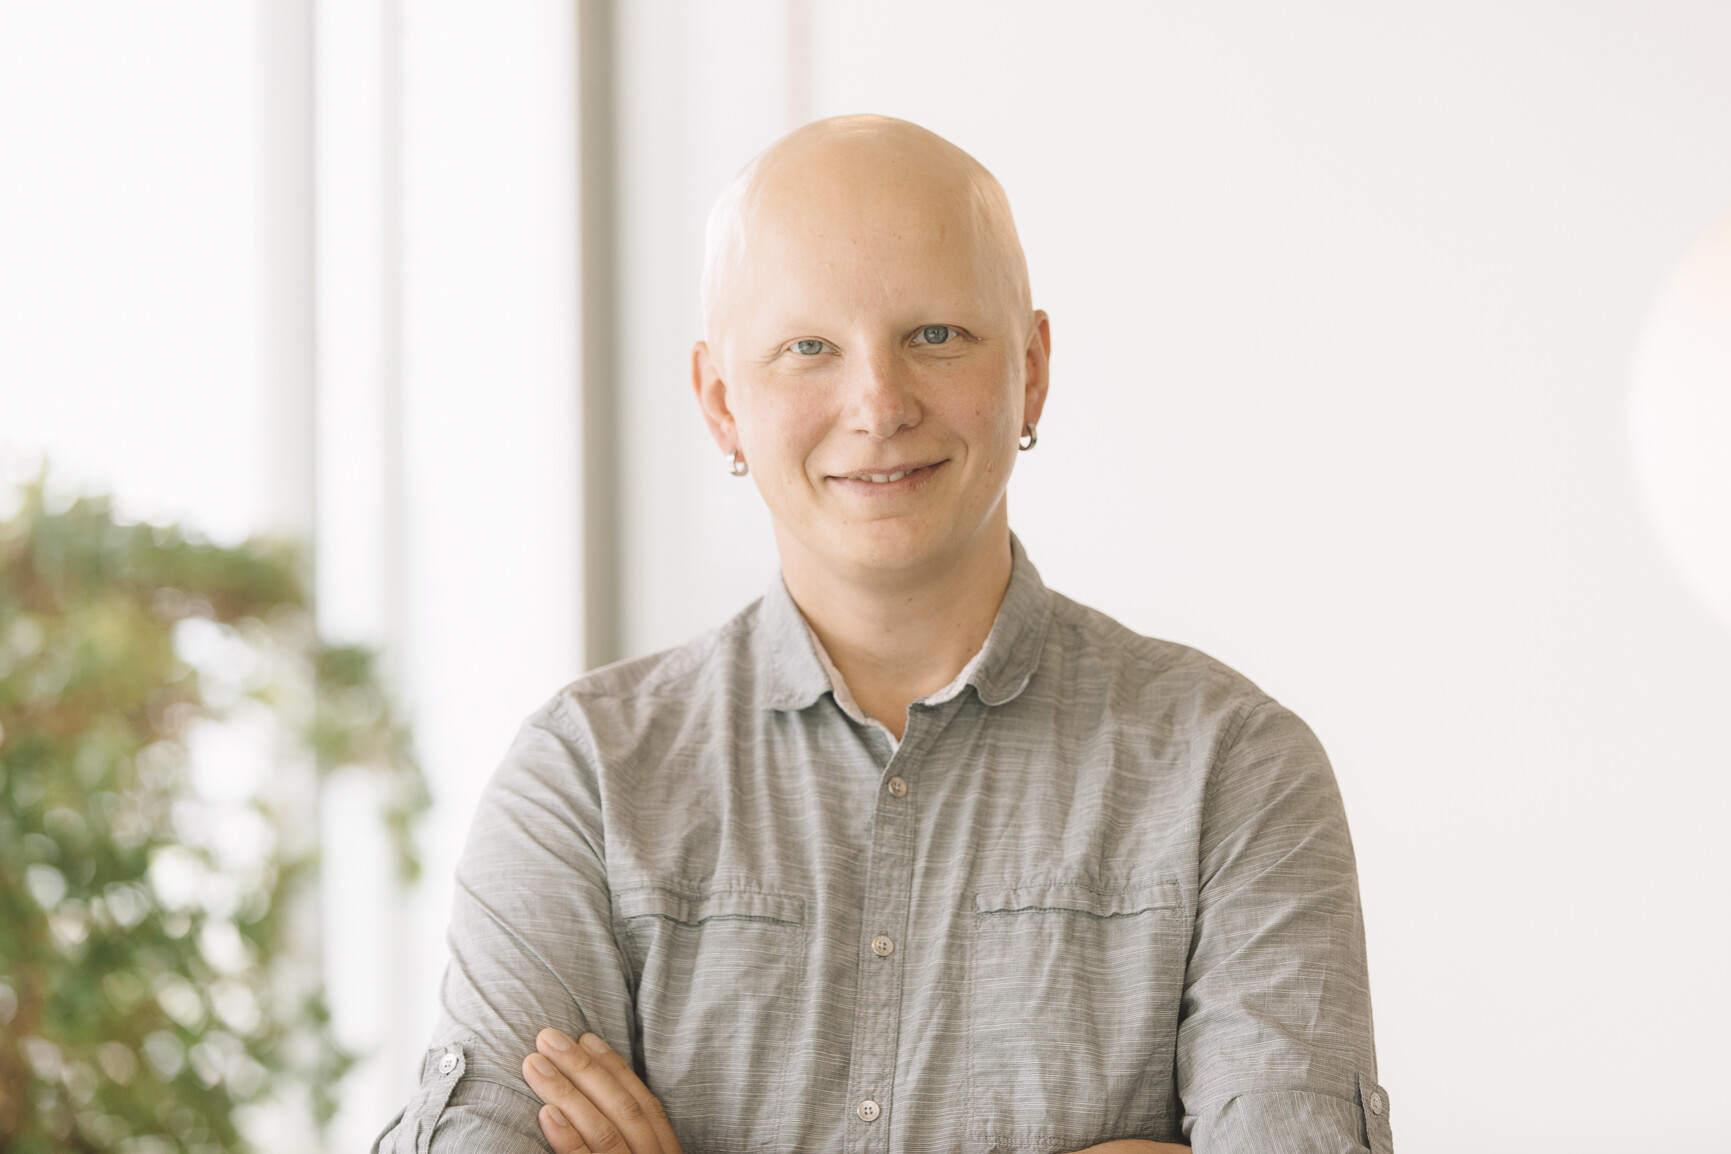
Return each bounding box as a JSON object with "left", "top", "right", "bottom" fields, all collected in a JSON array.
[
  {"left": 371, "top": 1041, "right": 468, "bottom": 1153},
  {"left": 1358, "top": 1074, "right": 1393, "bottom": 1154},
  {"left": 1185, "top": 1082, "right": 1394, "bottom": 1153}
]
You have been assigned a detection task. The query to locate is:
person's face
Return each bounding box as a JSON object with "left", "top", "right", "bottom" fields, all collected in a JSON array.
[{"left": 694, "top": 179, "right": 1050, "bottom": 583}]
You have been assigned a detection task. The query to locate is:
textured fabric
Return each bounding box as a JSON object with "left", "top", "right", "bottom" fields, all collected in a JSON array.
[
  {"left": 804, "top": 616, "right": 982, "bottom": 747},
  {"left": 374, "top": 536, "right": 1390, "bottom": 1154}
]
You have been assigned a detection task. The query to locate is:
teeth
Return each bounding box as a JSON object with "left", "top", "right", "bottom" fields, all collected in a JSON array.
[{"left": 863, "top": 470, "right": 909, "bottom": 484}]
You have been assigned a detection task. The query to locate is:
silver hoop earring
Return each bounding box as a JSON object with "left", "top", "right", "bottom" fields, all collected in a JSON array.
[
  {"left": 1018, "top": 422, "right": 1038, "bottom": 451},
  {"left": 726, "top": 449, "right": 749, "bottom": 477}
]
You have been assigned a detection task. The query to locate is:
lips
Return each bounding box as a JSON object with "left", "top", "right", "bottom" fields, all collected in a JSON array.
[
  {"left": 827, "top": 460, "right": 946, "bottom": 491},
  {"left": 833, "top": 461, "right": 942, "bottom": 484}
]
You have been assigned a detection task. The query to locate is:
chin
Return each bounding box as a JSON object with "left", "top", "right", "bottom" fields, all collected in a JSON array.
[{"left": 828, "top": 520, "right": 958, "bottom": 575}]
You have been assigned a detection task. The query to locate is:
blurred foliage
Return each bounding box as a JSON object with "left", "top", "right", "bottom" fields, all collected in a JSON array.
[{"left": 0, "top": 476, "right": 429, "bottom": 1152}]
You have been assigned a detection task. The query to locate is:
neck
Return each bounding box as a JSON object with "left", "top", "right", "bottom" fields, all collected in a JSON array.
[{"left": 778, "top": 510, "right": 1014, "bottom": 740}]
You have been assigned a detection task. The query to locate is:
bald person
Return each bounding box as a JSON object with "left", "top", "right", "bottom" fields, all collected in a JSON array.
[{"left": 374, "top": 116, "right": 1393, "bottom": 1154}]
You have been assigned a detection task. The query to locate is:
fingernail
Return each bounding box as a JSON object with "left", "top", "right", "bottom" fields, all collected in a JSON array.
[
  {"left": 545, "top": 1105, "right": 570, "bottom": 1129},
  {"left": 580, "top": 1033, "right": 610, "bottom": 1054},
  {"left": 529, "top": 1054, "right": 556, "bottom": 1077},
  {"left": 541, "top": 1028, "right": 573, "bottom": 1052}
]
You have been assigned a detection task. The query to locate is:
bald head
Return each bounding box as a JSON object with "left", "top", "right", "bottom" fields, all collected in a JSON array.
[
  {"left": 688, "top": 114, "right": 1052, "bottom": 592},
  {"left": 701, "top": 115, "right": 1031, "bottom": 354}
]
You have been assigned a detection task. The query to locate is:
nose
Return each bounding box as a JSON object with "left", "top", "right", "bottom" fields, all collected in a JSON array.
[{"left": 844, "top": 346, "right": 921, "bottom": 440}]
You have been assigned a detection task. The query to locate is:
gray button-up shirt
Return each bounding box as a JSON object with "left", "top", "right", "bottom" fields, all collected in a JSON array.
[{"left": 375, "top": 537, "right": 1393, "bottom": 1153}]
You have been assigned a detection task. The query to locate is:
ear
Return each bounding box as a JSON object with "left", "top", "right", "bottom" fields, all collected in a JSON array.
[
  {"left": 692, "top": 340, "right": 739, "bottom": 454},
  {"left": 1021, "top": 311, "right": 1052, "bottom": 428}
]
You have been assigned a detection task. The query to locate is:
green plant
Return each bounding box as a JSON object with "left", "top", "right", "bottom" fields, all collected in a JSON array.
[{"left": 0, "top": 476, "right": 428, "bottom": 1152}]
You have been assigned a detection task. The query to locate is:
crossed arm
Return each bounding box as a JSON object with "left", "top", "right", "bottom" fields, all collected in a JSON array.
[
  {"left": 517, "top": 1026, "right": 1189, "bottom": 1154},
  {"left": 390, "top": 702, "right": 1380, "bottom": 1151}
]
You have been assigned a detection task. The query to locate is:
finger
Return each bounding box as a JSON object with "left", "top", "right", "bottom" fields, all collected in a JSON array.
[
  {"left": 540, "top": 1031, "right": 675, "bottom": 1148},
  {"left": 538, "top": 1102, "right": 592, "bottom": 1154},
  {"left": 532, "top": 1030, "right": 669, "bottom": 1154},
  {"left": 543, "top": 1031, "right": 680, "bottom": 1154},
  {"left": 523, "top": 1053, "right": 634, "bottom": 1154}
]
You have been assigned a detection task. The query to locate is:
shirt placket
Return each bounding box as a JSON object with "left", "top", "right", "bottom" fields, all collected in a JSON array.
[{"left": 842, "top": 702, "right": 950, "bottom": 1153}]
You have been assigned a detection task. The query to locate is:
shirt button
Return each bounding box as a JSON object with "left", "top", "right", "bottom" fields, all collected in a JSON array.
[
  {"left": 871, "top": 934, "right": 894, "bottom": 957},
  {"left": 856, "top": 1099, "right": 881, "bottom": 1122},
  {"left": 1369, "top": 1090, "right": 1384, "bottom": 1116},
  {"left": 438, "top": 1050, "right": 458, "bottom": 1075},
  {"left": 886, "top": 776, "right": 908, "bottom": 797}
]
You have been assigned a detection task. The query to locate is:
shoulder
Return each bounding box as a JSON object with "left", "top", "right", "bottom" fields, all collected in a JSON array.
[
  {"left": 469, "top": 599, "right": 769, "bottom": 844},
  {"left": 531, "top": 596, "right": 770, "bottom": 768},
  {"left": 1040, "top": 593, "right": 1343, "bottom": 848},
  {"left": 1039, "top": 590, "right": 1286, "bottom": 749}
]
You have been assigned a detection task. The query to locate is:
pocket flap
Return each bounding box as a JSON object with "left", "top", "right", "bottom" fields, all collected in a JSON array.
[
  {"left": 617, "top": 886, "right": 805, "bottom": 926},
  {"left": 973, "top": 880, "right": 1180, "bottom": 918}
]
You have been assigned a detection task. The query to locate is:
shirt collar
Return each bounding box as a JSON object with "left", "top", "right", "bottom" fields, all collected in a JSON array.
[{"left": 758, "top": 532, "right": 1052, "bottom": 713}]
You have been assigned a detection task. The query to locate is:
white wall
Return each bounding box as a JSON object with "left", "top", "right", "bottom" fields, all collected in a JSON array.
[
  {"left": 615, "top": 3, "right": 1731, "bottom": 1148},
  {"left": 319, "top": 3, "right": 585, "bottom": 1149},
  {"left": 0, "top": 3, "right": 256, "bottom": 539}
]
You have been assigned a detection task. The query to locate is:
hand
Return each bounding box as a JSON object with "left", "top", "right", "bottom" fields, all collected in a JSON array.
[
  {"left": 519, "top": 1034, "right": 1182, "bottom": 1154},
  {"left": 522, "top": 1028, "right": 682, "bottom": 1154}
]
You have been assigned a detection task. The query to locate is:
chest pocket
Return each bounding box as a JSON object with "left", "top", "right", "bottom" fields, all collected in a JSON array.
[
  {"left": 616, "top": 885, "right": 806, "bottom": 1153},
  {"left": 967, "top": 881, "right": 1188, "bottom": 1151}
]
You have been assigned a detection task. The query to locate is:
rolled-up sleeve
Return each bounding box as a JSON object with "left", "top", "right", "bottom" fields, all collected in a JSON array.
[
  {"left": 1178, "top": 700, "right": 1393, "bottom": 1153},
  {"left": 373, "top": 698, "right": 634, "bottom": 1153}
]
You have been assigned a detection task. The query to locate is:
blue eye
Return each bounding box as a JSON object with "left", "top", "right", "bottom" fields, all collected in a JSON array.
[
  {"left": 794, "top": 339, "right": 824, "bottom": 355},
  {"left": 920, "top": 325, "right": 952, "bottom": 345}
]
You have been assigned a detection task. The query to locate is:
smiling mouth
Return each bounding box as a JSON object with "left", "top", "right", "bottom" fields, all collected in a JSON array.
[
  {"left": 834, "top": 460, "right": 941, "bottom": 484},
  {"left": 831, "top": 461, "right": 945, "bottom": 487}
]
